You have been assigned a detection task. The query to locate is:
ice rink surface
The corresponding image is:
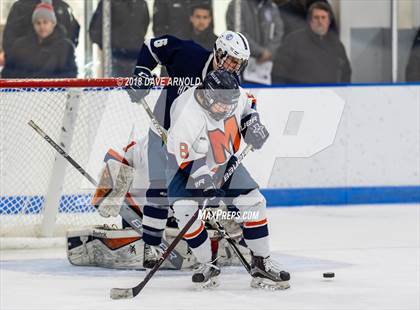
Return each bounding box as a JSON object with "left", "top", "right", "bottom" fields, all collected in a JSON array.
[{"left": 1, "top": 204, "right": 419, "bottom": 310}]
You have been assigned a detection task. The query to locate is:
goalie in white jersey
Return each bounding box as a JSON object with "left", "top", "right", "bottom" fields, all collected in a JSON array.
[{"left": 166, "top": 69, "right": 291, "bottom": 290}]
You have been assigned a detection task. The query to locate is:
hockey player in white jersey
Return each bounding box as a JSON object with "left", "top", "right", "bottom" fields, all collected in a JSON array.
[{"left": 166, "top": 69, "right": 290, "bottom": 290}]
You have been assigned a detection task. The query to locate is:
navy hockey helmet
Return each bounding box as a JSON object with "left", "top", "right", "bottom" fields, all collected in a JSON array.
[{"left": 198, "top": 70, "right": 240, "bottom": 121}]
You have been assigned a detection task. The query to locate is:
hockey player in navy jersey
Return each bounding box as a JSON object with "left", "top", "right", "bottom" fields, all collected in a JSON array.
[
  {"left": 124, "top": 31, "right": 253, "bottom": 268},
  {"left": 166, "top": 69, "right": 290, "bottom": 289}
]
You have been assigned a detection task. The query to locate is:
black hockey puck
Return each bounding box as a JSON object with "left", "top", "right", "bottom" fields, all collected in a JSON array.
[{"left": 323, "top": 272, "right": 335, "bottom": 278}]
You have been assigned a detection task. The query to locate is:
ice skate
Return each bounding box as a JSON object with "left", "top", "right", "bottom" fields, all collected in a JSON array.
[
  {"left": 192, "top": 262, "right": 221, "bottom": 289},
  {"left": 250, "top": 254, "right": 290, "bottom": 290},
  {"left": 143, "top": 244, "right": 163, "bottom": 269}
]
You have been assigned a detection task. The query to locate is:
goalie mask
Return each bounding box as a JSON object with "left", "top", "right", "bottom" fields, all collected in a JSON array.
[
  {"left": 197, "top": 69, "right": 240, "bottom": 121},
  {"left": 214, "top": 31, "right": 250, "bottom": 74}
]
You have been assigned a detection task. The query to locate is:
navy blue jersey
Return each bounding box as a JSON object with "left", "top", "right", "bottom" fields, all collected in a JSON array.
[{"left": 134, "top": 35, "right": 214, "bottom": 129}]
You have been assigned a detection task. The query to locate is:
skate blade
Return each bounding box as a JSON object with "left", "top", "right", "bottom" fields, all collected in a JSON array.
[
  {"left": 250, "top": 277, "right": 290, "bottom": 291},
  {"left": 194, "top": 277, "right": 220, "bottom": 290}
]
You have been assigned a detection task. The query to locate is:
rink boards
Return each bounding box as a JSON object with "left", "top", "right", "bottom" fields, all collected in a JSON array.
[{"left": 1, "top": 84, "right": 419, "bottom": 214}]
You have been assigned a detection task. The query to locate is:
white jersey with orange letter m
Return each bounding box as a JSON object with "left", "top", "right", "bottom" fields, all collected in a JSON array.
[{"left": 167, "top": 86, "right": 255, "bottom": 177}]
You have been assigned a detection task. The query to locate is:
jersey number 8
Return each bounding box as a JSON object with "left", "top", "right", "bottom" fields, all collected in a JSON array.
[{"left": 180, "top": 142, "right": 189, "bottom": 159}]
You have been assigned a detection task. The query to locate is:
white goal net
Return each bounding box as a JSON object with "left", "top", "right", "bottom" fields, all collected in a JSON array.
[{"left": 0, "top": 79, "right": 157, "bottom": 239}]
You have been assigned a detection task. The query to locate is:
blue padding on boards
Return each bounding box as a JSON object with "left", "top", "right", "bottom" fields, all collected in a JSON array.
[
  {"left": 1, "top": 186, "right": 419, "bottom": 214},
  {"left": 262, "top": 186, "right": 420, "bottom": 207}
]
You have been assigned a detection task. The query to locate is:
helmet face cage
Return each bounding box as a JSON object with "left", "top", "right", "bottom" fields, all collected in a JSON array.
[
  {"left": 201, "top": 88, "right": 239, "bottom": 121},
  {"left": 215, "top": 48, "right": 248, "bottom": 74},
  {"left": 214, "top": 31, "right": 250, "bottom": 74},
  {"left": 199, "top": 69, "right": 241, "bottom": 121}
]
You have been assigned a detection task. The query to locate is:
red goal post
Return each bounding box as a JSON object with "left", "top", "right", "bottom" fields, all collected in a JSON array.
[
  {"left": 0, "top": 78, "right": 155, "bottom": 242},
  {"left": 0, "top": 78, "right": 127, "bottom": 88}
]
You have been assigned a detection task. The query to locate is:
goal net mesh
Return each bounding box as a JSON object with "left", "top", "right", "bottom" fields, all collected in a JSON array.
[{"left": 0, "top": 80, "right": 157, "bottom": 237}]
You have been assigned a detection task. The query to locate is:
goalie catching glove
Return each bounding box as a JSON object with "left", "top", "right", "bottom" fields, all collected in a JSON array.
[
  {"left": 92, "top": 159, "right": 135, "bottom": 218},
  {"left": 240, "top": 113, "right": 269, "bottom": 150}
]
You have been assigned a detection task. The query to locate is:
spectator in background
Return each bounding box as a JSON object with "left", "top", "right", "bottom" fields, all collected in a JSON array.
[
  {"left": 276, "top": 0, "right": 337, "bottom": 39},
  {"left": 2, "top": 1, "right": 77, "bottom": 78},
  {"left": 226, "top": 0, "right": 284, "bottom": 85},
  {"left": 406, "top": 27, "right": 420, "bottom": 82},
  {"left": 153, "top": 0, "right": 213, "bottom": 39},
  {"left": 272, "top": 1, "right": 351, "bottom": 84},
  {"left": 89, "top": 0, "right": 149, "bottom": 77},
  {"left": 2, "top": 0, "right": 79, "bottom": 57},
  {"left": 184, "top": 4, "right": 217, "bottom": 51}
]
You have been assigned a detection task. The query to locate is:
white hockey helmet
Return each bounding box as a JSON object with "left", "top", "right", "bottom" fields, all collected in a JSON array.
[{"left": 214, "top": 31, "right": 250, "bottom": 74}]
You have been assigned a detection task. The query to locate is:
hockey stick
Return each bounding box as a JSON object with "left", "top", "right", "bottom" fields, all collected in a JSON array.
[
  {"left": 207, "top": 215, "right": 251, "bottom": 273},
  {"left": 110, "top": 144, "right": 253, "bottom": 299},
  {"left": 139, "top": 98, "right": 167, "bottom": 144},
  {"left": 27, "top": 120, "right": 184, "bottom": 269},
  {"left": 28, "top": 120, "right": 98, "bottom": 186}
]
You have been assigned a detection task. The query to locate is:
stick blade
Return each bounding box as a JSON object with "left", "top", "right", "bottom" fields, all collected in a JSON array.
[{"left": 110, "top": 288, "right": 134, "bottom": 300}]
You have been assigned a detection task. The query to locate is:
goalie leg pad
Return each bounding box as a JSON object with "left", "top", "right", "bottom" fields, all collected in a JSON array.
[
  {"left": 67, "top": 226, "right": 144, "bottom": 269},
  {"left": 66, "top": 225, "right": 197, "bottom": 270},
  {"left": 232, "top": 189, "right": 270, "bottom": 258},
  {"left": 173, "top": 200, "right": 211, "bottom": 264}
]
